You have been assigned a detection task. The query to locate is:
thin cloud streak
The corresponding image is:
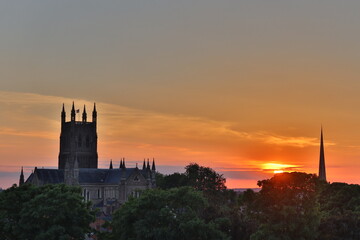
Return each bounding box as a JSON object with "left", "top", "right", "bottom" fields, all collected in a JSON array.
[{"left": 0, "top": 91, "right": 344, "bottom": 188}]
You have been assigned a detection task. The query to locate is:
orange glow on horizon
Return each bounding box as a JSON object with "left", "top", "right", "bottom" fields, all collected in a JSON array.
[
  {"left": 0, "top": 92, "right": 359, "bottom": 189},
  {"left": 262, "top": 163, "right": 300, "bottom": 172}
]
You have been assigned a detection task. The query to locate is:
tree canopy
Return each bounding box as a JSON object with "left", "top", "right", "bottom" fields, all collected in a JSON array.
[
  {"left": 110, "top": 187, "right": 229, "bottom": 240},
  {"left": 317, "top": 182, "right": 360, "bottom": 240},
  {"left": 156, "top": 163, "right": 226, "bottom": 192},
  {"left": 0, "top": 184, "right": 94, "bottom": 240},
  {"left": 249, "top": 172, "right": 321, "bottom": 240}
]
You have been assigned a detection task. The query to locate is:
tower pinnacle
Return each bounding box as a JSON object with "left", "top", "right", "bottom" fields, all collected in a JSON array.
[
  {"left": 319, "top": 127, "right": 326, "bottom": 181},
  {"left": 61, "top": 103, "right": 66, "bottom": 127},
  {"left": 71, "top": 102, "right": 75, "bottom": 122},
  {"left": 82, "top": 105, "right": 87, "bottom": 122},
  {"left": 92, "top": 103, "right": 97, "bottom": 123},
  {"left": 19, "top": 167, "right": 24, "bottom": 186}
]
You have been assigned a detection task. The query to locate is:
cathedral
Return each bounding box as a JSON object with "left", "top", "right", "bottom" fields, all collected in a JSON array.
[{"left": 21, "top": 102, "right": 156, "bottom": 214}]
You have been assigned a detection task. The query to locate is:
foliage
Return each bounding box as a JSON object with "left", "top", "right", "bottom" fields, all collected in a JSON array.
[
  {"left": 155, "top": 164, "right": 235, "bottom": 238},
  {"left": 185, "top": 163, "right": 227, "bottom": 191},
  {"left": 156, "top": 163, "right": 226, "bottom": 192},
  {"left": 249, "top": 172, "right": 321, "bottom": 240},
  {"left": 0, "top": 184, "right": 94, "bottom": 240},
  {"left": 317, "top": 182, "right": 360, "bottom": 240},
  {"left": 110, "top": 187, "right": 229, "bottom": 240},
  {"left": 156, "top": 172, "right": 190, "bottom": 190}
]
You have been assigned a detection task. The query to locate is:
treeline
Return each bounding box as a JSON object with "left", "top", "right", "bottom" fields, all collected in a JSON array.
[
  {"left": 106, "top": 164, "right": 360, "bottom": 240},
  {"left": 0, "top": 184, "right": 94, "bottom": 240},
  {"left": 1, "top": 163, "right": 360, "bottom": 240}
]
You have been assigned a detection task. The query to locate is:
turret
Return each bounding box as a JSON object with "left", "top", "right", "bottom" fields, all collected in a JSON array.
[
  {"left": 19, "top": 167, "right": 24, "bottom": 186},
  {"left": 61, "top": 103, "right": 66, "bottom": 127},
  {"left": 109, "top": 159, "right": 113, "bottom": 169},
  {"left": 71, "top": 102, "right": 76, "bottom": 122},
  {"left": 82, "top": 105, "right": 87, "bottom": 122},
  {"left": 92, "top": 103, "right": 97, "bottom": 123},
  {"left": 142, "top": 159, "right": 146, "bottom": 170},
  {"left": 152, "top": 158, "right": 156, "bottom": 171},
  {"left": 147, "top": 159, "right": 150, "bottom": 170}
]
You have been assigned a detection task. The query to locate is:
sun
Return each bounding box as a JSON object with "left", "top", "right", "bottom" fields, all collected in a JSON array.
[{"left": 262, "top": 162, "right": 299, "bottom": 174}]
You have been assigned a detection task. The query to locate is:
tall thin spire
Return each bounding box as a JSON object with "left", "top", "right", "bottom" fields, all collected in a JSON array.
[
  {"left": 19, "top": 167, "right": 24, "bottom": 186},
  {"left": 147, "top": 158, "right": 150, "bottom": 170},
  {"left": 92, "top": 103, "right": 97, "bottom": 123},
  {"left": 143, "top": 159, "right": 146, "bottom": 170},
  {"left": 61, "top": 103, "right": 66, "bottom": 120},
  {"left": 82, "top": 105, "right": 87, "bottom": 122},
  {"left": 152, "top": 158, "right": 156, "bottom": 171},
  {"left": 319, "top": 127, "right": 326, "bottom": 181},
  {"left": 71, "top": 102, "right": 76, "bottom": 122},
  {"left": 109, "top": 159, "right": 113, "bottom": 169},
  {"left": 61, "top": 103, "right": 66, "bottom": 128}
]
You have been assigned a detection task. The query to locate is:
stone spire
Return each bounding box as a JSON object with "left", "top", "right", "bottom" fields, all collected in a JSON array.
[
  {"left": 152, "top": 158, "right": 156, "bottom": 171},
  {"left": 143, "top": 159, "right": 146, "bottom": 170},
  {"left": 122, "top": 158, "right": 126, "bottom": 168},
  {"left": 82, "top": 105, "right": 87, "bottom": 122},
  {"left": 109, "top": 159, "right": 113, "bottom": 169},
  {"left": 19, "top": 167, "right": 24, "bottom": 186},
  {"left": 61, "top": 103, "right": 66, "bottom": 124},
  {"left": 319, "top": 127, "right": 326, "bottom": 181},
  {"left": 71, "top": 102, "right": 75, "bottom": 122},
  {"left": 92, "top": 103, "right": 97, "bottom": 123},
  {"left": 147, "top": 158, "right": 150, "bottom": 170}
]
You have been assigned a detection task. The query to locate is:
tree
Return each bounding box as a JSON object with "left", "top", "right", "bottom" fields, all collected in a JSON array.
[
  {"left": 110, "top": 187, "right": 229, "bottom": 240},
  {"left": 155, "top": 164, "right": 236, "bottom": 239},
  {"left": 185, "top": 163, "right": 226, "bottom": 191},
  {"left": 317, "top": 182, "right": 360, "bottom": 240},
  {"left": 249, "top": 172, "right": 320, "bottom": 240},
  {"left": 156, "top": 163, "right": 226, "bottom": 192},
  {"left": 156, "top": 172, "right": 189, "bottom": 190},
  {"left": 0, "top": 184, "right": 94, "bottom": 240}
]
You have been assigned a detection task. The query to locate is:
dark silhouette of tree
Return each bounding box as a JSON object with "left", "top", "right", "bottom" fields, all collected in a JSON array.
[
  {"left": 317, "top": 182, "right": 360, "bottom": 240},
  {"left": 156, "top": 163, "right": 226, "bottom": 192},
  {"left": 249, "top": 172, "right": 320, "bottom": 240},
  {"left": 110, "top": 187, "right": 229, "bottom": 240},
  {"left": 0, "top": 184, "right": 94, "bottom": 240},
  {"left": 185, "top": 163, "right": 226, "bottom": 191},
  {"left": 156, "top": 172, "right": 189, "bottom": 189}
]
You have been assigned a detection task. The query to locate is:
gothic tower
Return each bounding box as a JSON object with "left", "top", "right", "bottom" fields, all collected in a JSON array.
[
  {"left": 318, "top": 127, "right": 326, "bottom": 181},
  {"left": 58, "top": 102, "right": 98, "bottom": 169}
]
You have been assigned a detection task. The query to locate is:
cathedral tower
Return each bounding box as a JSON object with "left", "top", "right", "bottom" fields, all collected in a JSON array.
[
  {"left": 58, "top": 102, "right": 98, "bottom": 169},
  {"left": 318, "top": 128, "right": 326, "bottom": 181}
]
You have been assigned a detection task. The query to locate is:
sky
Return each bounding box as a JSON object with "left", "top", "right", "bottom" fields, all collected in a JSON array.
[{"left": 1, "top": 1, "right": 360, "bottom": 189}]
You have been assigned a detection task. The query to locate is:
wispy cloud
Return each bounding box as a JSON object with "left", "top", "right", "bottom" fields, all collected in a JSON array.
[
  {"left": 0, "top": 127, "right": 56, "bottom": 140},
  {"left": 0, "top": 91, "right": 335, "bottom": 188}
]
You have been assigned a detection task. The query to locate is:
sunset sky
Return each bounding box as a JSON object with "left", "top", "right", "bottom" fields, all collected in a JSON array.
[{"left": 1, "top": 1, "right": 360, "bottom": 189}]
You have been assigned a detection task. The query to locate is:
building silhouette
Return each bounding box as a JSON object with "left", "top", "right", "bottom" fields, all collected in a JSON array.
[
  {"left": 58, "top": 102, "right": 98, "bottom": 169},
  {"left": 318, "top": 127, "right": 326, "bottom": 181},
  {"left": 22, "top": 103, "right": 156, "bottom": 214}
]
